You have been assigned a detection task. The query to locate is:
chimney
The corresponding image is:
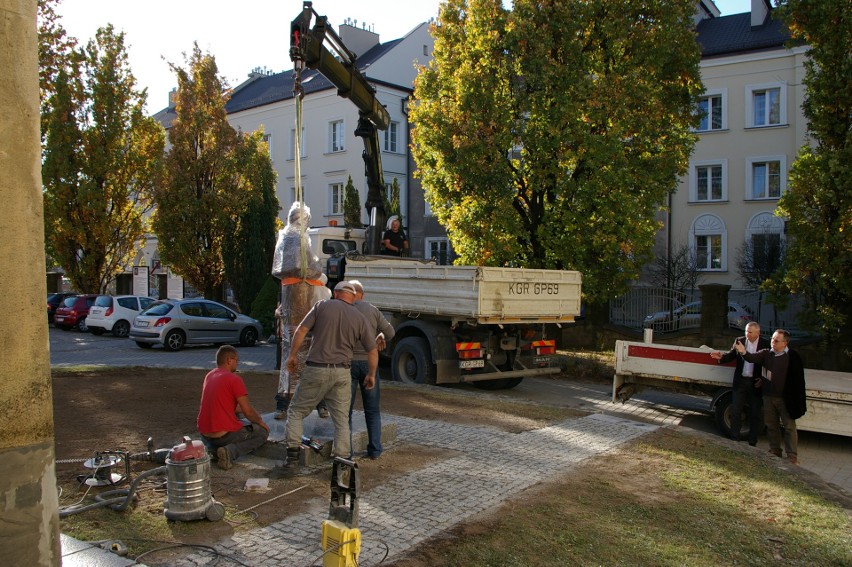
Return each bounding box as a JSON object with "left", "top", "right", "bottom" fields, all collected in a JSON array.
[
  {"left": 168, "top": 88, "right": 177, "bottom": 109},
  {"left": 751, "top": 0, "right": 770, "bottom": 27}
]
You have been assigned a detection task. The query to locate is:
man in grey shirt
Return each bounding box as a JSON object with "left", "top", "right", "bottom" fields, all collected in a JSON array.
[
  {"left": 281, "top": 281, "right": 378, "bottom": 471},
  {"left": 348, "top": 280, "right": 395, "bottom": 459}
]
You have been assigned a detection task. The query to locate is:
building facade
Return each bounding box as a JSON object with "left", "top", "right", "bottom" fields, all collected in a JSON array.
[{"left": 669, "top": 0, "right": 807, "bottom": 291}]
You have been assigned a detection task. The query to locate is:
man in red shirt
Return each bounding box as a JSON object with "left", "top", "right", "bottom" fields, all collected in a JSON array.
[{"left": 198, "top": 346, "right": 270, "bottom": 470}]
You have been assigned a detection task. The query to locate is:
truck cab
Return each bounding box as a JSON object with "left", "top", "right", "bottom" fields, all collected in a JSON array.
[{"left": 308, "top": 226, "right": 366, "bottom": 263}]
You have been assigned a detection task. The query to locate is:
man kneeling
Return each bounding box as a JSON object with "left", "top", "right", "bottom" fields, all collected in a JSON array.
[{"left": 198, "top": 346, "right": 270, "bottom": 470}]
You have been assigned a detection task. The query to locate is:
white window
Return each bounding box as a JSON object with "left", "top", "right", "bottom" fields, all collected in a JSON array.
[
  {"left": 746, "top": 212, "right": 785, "bottom": 266},
  {"left": 745, "top": 212, "right": 785, "bottom": 276},
  {"left": 690, "top": 214, "right": 727, "bottom": 271},
  {"left": 288, "top": 127, "right": 306, "bottom": 160},
  {"left": 329, "top": 119, "right": 345, "bottom": 153},
  {"left": 746, "top": 83, "right": 786, "bottom": 128},
  {"left": 696, "top": 89, "right": 726, "bottom": 132},
  {"left": 425, "top": 238, "right": 451, "bottom": 265},
  {"left": 746, "top": 155, "right": 786, "bottom": 199},
  {"left": 262, "top": 133, "right": 273, "bottom": 163},
  {"left": 689, "top": 160, "right": 727, "bottom": 202},
  {"left": 329, "top": 183, "right": 344, "bottom": 215},
  {"left": 384, "top": 121, "right": 399, "bottom": 153}
]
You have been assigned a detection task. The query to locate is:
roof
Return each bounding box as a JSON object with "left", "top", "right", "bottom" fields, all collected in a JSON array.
[
  {"left": 225, "top": 37, "right": 403, "bottom": 114},
  {"left": 696, "top": 12, "right": 792, "bottom": 58}
]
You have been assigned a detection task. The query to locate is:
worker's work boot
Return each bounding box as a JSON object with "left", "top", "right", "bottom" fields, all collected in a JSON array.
[
  {"left": 269, "top": 447, "right": 302, "bottom": 479},
  {"left": 274, "top": 395, "right": 291, "bottom": 420},
  {"left": 788, "top": 454, "right": 798, "bottom": 465},
  {"left": 768, "top": 448, "right": 782, "bottom": 458}
]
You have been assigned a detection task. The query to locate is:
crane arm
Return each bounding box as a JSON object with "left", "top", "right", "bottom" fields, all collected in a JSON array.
[{"left": 291, "top": 1, "right": 390, "bottom": 254}]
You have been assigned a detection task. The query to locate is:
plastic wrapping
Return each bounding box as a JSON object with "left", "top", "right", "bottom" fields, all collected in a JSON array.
[{"left": 271, "top": 202, "right": 322, "bottom": 280}]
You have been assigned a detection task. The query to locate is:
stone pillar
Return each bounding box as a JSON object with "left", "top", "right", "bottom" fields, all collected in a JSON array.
[
  {"left": 700, "top": 283, "right": 731, "bottom": 334},
  {"left": 0, "top": 0, "right": 61, "bottom": 564}
]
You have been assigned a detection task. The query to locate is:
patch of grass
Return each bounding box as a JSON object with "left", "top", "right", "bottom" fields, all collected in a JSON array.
[
  {"left": 58, "top": 476, "right": 210, "bottom": 558},
  {"left": 389, "top": 429, "right": 852, "bottom": 567},
  {"left": 552, "top": 348, "right": 615, "bottom": 383}
]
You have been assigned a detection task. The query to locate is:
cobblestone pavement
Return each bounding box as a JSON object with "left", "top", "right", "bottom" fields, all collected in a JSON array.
[{"left": 172, "top": 413, "right": 657, "bottom": 567}]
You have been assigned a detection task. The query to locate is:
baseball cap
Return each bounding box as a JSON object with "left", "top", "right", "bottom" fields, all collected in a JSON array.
[{"left": 334, "top": 281, "right": 357, "bottom": 294}]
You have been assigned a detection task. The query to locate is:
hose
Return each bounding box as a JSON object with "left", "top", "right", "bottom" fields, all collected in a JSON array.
[{"left": 59, "top": 466, "right": 166, "bottom": 518}]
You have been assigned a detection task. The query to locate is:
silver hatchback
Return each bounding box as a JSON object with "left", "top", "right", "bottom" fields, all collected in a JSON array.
[{"left": 130, "top": 299, "right": 263, "bottom": 352}]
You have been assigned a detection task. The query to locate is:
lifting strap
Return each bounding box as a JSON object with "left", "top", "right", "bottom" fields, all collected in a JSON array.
[{"left": 293, "top": 66, "right": 309, "bottom": 280}]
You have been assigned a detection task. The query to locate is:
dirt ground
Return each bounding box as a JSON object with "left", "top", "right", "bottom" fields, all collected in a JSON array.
[{"left": 52, "top": 366, "right": 582, "bottom": 561}]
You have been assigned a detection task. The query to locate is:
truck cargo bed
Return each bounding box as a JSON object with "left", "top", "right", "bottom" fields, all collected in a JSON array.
[
  {"left": 344, "top": 256, "right": 582, "bottom": 324},
  {"left": 613, "top": 340, "right": 852, "bottom": 437}
]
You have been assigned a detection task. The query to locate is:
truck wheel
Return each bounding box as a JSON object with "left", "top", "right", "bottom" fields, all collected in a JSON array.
[
  {"left": 714, "top": 393, "right": 751, "bottom": 439},
  {"left": 391, "top": 337, "right": 436, "bottom": 385},
  {"left": 472, "top": 377, "right": 524, "bottom": 390}
]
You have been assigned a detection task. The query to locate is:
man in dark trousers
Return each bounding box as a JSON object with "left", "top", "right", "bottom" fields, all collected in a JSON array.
[
  {"left": 280, "top": 281, "right": 378, "bottom": 472},
  {"left": 197, "top": 346, "right": 270, "bottom": 470},
  {"left": 348, "top": 280, "right": 395, "bottom": 459},
  {"left": 735, "top": 329, "right": 807, "bottom": 464},
  {"left": 711, "top": 322, "right": 771, "bottom": 446}
]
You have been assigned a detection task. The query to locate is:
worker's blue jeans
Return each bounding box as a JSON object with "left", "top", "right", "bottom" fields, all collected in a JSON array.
[{"left": 349, "top": 360, "right": 382, "bottom": 458}]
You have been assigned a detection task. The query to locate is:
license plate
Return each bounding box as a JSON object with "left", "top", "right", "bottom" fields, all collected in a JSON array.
[
  {"left": 459, "top": 359, "right": 485, "bottom": 369},
  {"left": 136, "top": 321, "right": 149, "bottom": 328},
  {"left": 533, "top": 356, "right": 550, "bottom": 364}
]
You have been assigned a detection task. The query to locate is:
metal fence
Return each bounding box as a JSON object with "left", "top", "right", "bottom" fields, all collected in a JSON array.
[{"left": 610, "top": 286, "right": 811, "bottom": 337}]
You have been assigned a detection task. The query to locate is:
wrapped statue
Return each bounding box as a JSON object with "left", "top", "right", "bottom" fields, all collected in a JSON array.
[{"left": 273, "top": 202, "right": 332, "bottom": 419}]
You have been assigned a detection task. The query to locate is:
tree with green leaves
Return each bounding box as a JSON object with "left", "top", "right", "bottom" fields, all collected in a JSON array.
[
  {"left": 384, "top": 177, "right": 402, "bottom": 224},
  {"left": 41, "top": 24, "right": 165, "bottom": 293},
  {"left": 770, "top": 0, "right": 851, "bottom": 344},
  {"left": 153, "top": 45, "right": 250, "bottom": 300},
  {"left": 410, "top": 0, "right": 703, "bottom": 302},
  {"left": 222, "top": 129, "right": 279, "bottom": 313},
  {"left": 38, "top": 0, "right": 77, "bottom": 142},
  {"left": 343, "top": 175, "right": 363, "bottom": 229}
]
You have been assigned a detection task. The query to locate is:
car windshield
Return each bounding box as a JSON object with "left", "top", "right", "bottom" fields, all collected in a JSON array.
[
  {"left": 142, "top": 302, "right": 174, "bottom": 316},
  {"left": 62, "top": 297, "right": 76, "bottom": 307},
  {"left": 94, "top": 296, "right": 112, "bottom": 307}
]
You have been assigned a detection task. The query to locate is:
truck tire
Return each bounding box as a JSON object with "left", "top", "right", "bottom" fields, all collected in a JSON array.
[
  {"left": 714, "top": 392, "right": 751, "bottom": 439},
  {"left": 472, "top": 377, "right": 524, "bottom": 390},
  {"left": 391, "top": 337, "right": 436, "bottom": 385}
]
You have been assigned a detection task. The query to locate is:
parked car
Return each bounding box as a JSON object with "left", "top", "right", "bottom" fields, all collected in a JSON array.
[
  {"left": 53, "top": 294, "right": 98, "bottom": 331},
  {"left": 643, "top": 301, "right": 752, "bottom": 333},
  {"left": 130, "top": 298, "right": 263, "bottom": 352},
  {"left": 87, "top": 295, "right": 156, "bottom": 338},
  {"left": 47, "top": 292, "right": 76, "bottom": 323}
]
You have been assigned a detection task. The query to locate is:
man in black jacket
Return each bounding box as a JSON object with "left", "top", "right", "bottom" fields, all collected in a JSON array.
[
  {"left": 711, "top": 322, "right": 771, "bottom": 446},
  {"left": 735, "top": 329, "right": 807, "bottom": 464}
]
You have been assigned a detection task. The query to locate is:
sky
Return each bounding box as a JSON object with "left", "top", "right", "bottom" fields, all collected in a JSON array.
[{"left": 55, "top": 0, "right": 753, "bottom": 114}]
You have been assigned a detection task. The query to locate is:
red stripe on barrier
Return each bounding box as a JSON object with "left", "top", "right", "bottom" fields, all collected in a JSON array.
[{"left": 627, "top": 345, "right": 735, "bottom": 367}]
